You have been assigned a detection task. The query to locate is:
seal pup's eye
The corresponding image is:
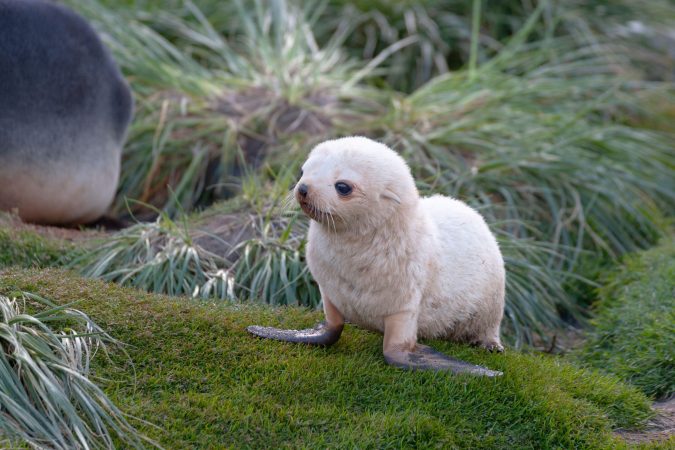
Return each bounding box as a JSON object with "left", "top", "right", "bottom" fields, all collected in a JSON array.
[{"left": 335, "top": 182, "right": 352, "bottom": 196}]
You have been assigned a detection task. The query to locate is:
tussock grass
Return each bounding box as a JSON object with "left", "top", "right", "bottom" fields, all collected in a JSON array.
[
  {"left": 0, "top": 268, "right": 657, "bottom": 449},
  {"left": 66, "top": 0, "right": 386, "bottom": 215},
  {"left": 576, "top": 238, "right": 675, "bottom": 400},
  {"left": 381, "top": 41, "right": 673, "bottom": 259},
  {"left": 69, "top": 192, "right": 318, "bottom": 306},
  {"left": 68, "top": 213, "right": 237, "bottom": 300},
  {"left": 0, "top": 292, "right": 148, "bottom": 449},
  {"left": 324, "top": 0, "right": 675, "bottom": 91},
  {"left": 322, "top": 0, "right": 497, "bottom": 91},
  {"left": 226, "top": 215, "right": 318, "bottom": 306}
]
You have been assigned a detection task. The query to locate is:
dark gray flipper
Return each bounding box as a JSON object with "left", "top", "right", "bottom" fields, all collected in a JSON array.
[
  {"left": 384, "top": 344, "right": 502, "bottom": 376},
  {"left": 247, "top": 321, "right": 343, "bottom": 347}
]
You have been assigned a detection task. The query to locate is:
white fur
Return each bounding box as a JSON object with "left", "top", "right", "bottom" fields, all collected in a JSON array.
[{"left": 299, "top": 136, "right": 505, "bottom": 347}]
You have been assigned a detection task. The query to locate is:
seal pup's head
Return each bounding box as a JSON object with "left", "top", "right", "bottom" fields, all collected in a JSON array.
[{"left": 296, "top": 136, "right": 418, "bottom": 233}]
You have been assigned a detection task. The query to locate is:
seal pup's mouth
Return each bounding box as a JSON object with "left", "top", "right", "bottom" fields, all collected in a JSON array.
[{"left": 299, "top": 200, "right": 334, "bottom": 224}]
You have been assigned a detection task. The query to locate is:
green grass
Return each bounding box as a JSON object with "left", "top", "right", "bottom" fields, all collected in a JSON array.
[
  {"left": 369, "top": 35, "right": 674, "bottom": 340},
  {"left": 379, "top": 37, "right": 673, "bottom": 261},
  {"left": 576, "top": 238, "right": 675, "bottom": 400},
  {"left": 0, "top": 228, "right": 69, "bottom": 269},
  {"left": 0, "top": 268, "right": 661, "bottom": 449},
  {"left": 67, "top": 212, "right": 237, "bottom": 300},
  {"left": 323, "top": 0, "right": 675, "bottom": 91}
]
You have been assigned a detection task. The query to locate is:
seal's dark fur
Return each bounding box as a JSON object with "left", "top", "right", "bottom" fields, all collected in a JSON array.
[{"left": 0, "top": 0, "right": 132, "bottom": 223}]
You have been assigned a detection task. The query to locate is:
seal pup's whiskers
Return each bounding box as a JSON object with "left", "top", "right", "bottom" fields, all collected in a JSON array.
[
  {"left": 280, "top": 191, "right": 297, "bottom": 215},
  {"left": 326, "top": 205, "right": 338, "bottom": 233}
]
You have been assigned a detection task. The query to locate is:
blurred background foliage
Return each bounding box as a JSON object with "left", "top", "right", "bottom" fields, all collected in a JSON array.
[{"left": 61, "top": 0, "right": 674, "bottom": 347}]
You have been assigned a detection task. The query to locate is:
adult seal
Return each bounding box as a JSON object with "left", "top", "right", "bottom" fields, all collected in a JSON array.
[
  {"left": 248, "top": 137, "right": 505, "bottom": 375},
  {"left": 0, "top": 0, "right": 133, "bottom": 224}
]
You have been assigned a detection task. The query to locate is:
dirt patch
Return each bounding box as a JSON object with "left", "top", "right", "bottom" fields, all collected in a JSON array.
[
  {"left": 616, "top": 398, "right": 675, "bottom": 444},
  {"left": 192, "top": 213, "right": 256, "bottom": 262},
  {"left": 212, "top": 86, "right": 335, "bottom": 167},
  {"left": 213, "top": 86, "right": 335, "bottom": 136},
  {"left": 0, "top": 213, "right": 109, "bottom": 242}
]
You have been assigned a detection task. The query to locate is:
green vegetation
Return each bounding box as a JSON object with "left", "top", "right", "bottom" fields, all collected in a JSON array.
[
  {"left": 68, "top": 213, "right": 235, "bottom": 300},
  {"left": 67, "top": 207, "right": 318, "bottom": 305},
  {"left": 0, "top": 227, "right": 69, "bottom": 269},
  {"left": 328, "top": 0, "right": 675, "bottom": 90},
  {"left": 67, "top": 186, "right": 320, "bottom": 306},
  {"left": 576, "top": 239, "right": 675, "bottom": 400},
  {"left": 66, "top": 0, "right": 384, "bottom": 217},
  {"left": 0, "top": 268, "right": 659, "bottom": 449},
  {"left": 0, "top": 291, "right": 147, "bottom": 449}
]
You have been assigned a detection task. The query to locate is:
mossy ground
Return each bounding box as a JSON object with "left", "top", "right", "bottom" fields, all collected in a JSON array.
[
  {"left": 0, "top": 213, "right": 91, "bottom": 269},
  {"left": 0, "top": 227, "right": 66, "bottom": 269},
  {"left": 576, "top": 239, "right": 675, "bottom": 400},
  {"left": 0, "top": 267, "right": 667, "bottom": 449}
]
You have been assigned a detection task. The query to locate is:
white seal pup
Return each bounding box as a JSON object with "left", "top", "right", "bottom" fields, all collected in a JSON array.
[
  {"left": 248, "top": 137, "right": 505, "bottom": 375},
  {"left": 0, "top": 0, "right": 133, "bottom": 224}
]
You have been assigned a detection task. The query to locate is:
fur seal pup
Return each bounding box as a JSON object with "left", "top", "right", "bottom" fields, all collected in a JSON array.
[
  {"left": 248, "top": 137, "right": 505, "bottom": 375},
  {"left": 0, "top": 0, "right": 133, "bottom": 224}
]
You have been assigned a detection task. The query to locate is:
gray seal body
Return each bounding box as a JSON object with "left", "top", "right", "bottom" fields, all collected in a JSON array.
[{"left": 0, "top": 0, "right": 133, "bottom": 224}]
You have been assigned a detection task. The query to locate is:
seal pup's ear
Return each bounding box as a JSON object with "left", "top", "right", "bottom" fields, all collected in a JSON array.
[{"left": 381, "top": 188, "right": 401, "bottom": 204}]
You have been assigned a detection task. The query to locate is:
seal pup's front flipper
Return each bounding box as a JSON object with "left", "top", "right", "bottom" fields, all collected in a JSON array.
[
  {"left": 384, "top": 344, "right": 502, "bottom": 376},
  {"left": 247, "top": 321, "right": 343, "bottom": 347}
]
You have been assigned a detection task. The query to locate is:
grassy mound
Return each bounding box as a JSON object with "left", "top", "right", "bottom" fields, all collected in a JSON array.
[
  {"left": 0, "top": 268, "right": 658, "bottom": 449},
  {"left": 576, "top": 239, "right": 675, "bottom": 400}
]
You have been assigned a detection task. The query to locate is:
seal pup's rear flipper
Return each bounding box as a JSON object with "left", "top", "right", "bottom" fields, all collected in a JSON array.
[
  {"left": 247, "top": 321, "right": 343, "bottom": 347},
  {"left": 384, "top": 344, "right": 502, "bottom": 376}
]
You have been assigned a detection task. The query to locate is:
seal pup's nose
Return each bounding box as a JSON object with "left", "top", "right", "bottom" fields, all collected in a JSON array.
[{"left": 298, "top": 183, "right": 309, "bottom": 198}]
